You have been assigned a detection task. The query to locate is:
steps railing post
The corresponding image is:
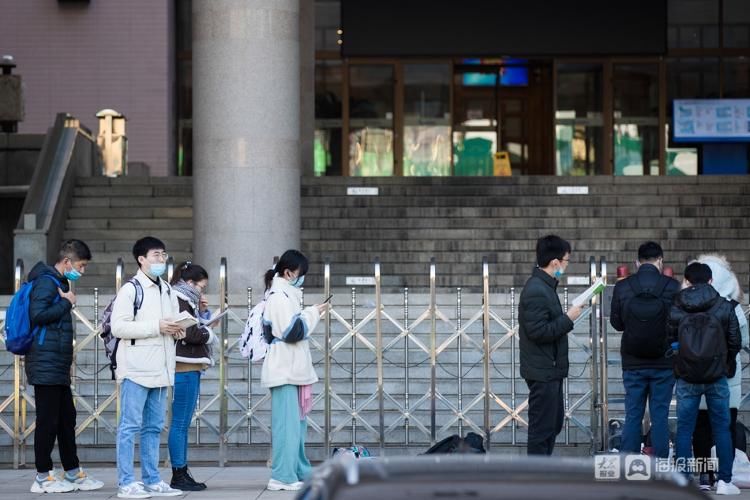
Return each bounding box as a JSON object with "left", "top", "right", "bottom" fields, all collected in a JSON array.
[
  {"left": 13, "top": 259, "right": 23, "bottom": 469},
  {"left": 218, "top": 257, "right": 228, "bottom": 466}
]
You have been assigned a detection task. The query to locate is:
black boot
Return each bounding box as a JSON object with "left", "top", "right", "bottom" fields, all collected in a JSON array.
[
  {"left": 183, "top": 467, "right": 207, "bottom": 490},
  {"left": 171, "top": 466, "right": 206, "bottom": 491}
]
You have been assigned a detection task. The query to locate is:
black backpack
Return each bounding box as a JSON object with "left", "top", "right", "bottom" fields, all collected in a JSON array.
[
  {"left": 621, "top": 277, "right": 671, "bottom": 358},
  {"left": 422, "top": 432, "right": 486, "bottom": 454},
  {"left": 99, "top": 279, "right": 144, "bottom": 380},
  {"left": 674, "top": 307, "right": 727, "bottom": 384}
]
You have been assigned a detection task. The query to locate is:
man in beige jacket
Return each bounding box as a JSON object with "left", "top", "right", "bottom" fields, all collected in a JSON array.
[{"left": 111, "top": 236, "right": 184, "bottom": 499}]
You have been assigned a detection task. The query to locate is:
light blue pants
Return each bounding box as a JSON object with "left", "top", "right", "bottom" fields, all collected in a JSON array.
[
  {"left": 271, "top": 384, "right": 311, "bottom": 484},
  {"left": 117, "top": 379, "right": 167, "bottom": 486}
]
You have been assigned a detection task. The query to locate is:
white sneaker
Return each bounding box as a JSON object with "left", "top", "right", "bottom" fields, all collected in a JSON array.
[
  {"left": 144, "top": 480, "right": 182, "bottom": 497},
  {"left": 716, "top": 480, "right": 741, "bottom": 495},
  {"left": 118, "top": 481, "right": 152, "bottom": 499},
  {"left": 267, "top": 478, "right": 304, "bottom": 491},
  {"left": 59, "top": 467, "right": 104, "bottom": 491},
  {"left": 30, "top": 471, "right": 76, "bottom": 493}
]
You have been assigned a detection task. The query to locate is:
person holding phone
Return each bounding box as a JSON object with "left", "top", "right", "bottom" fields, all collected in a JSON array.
[{"left": 260, "top": 250, "right": 328, "bottom": 491}]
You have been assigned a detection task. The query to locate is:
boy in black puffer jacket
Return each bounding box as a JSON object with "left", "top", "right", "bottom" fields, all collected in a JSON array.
[
  {"left": 26, "top": 239, "right": 103, "bottom": 493},
  {"left": 668, "top": 262, "right": 741, "bottom": 495}
]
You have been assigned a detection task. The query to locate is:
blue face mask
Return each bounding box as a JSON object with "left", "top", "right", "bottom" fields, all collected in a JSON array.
[
  {"left": 64, "top": 267, "right": 82, "bottom": 282},
  {"left": 554, "top": 267, "right": 565, "bottom": 279},
  {"left": 290, "top": 275, "right": 305, "bottom": 288},
  {"left": 149, "top": 263, "right": 167, "bottom": 278}
]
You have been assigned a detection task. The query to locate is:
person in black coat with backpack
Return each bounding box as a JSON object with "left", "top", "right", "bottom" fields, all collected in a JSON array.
[
  {"left": 519, "top": 235, "right": 584, "bottom": 455},
  {"left": 25, "top": 239, "right": 103, "bottom": 493},
  {"left": 668, "top": 262, "right": 741, "bottom": 495},
  {"left": 609, "top": 241, "right": 680, "bottom": 458}
]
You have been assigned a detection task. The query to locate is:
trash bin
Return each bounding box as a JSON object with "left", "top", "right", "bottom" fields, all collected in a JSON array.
[{"left": 96, "top": 108, "right": 127, "bottom": 177}]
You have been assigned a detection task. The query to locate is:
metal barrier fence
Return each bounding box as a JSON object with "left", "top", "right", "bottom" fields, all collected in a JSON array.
[{"left": 5, "top": 255, "right": 746, "bottom": 467}]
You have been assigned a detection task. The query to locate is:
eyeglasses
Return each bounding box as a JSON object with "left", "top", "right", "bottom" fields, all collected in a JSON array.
[{"left": 148, "top": 252, "right": 169, "bottom": 261}]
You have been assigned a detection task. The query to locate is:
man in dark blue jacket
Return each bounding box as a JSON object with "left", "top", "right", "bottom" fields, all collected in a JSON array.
[
  {"left": 610, "top": 241, "right": 679, "bottom": 458},
  {"left": 25, "top": 239, "right": 103, "bottom": 493},
  {"left": 519, "top": 235, "right": 583, "bottom": 455}
]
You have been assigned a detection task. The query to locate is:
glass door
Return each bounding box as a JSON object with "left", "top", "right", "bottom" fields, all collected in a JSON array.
[{"left": 348, "top": 64, "right": 395, "bottom": 176}]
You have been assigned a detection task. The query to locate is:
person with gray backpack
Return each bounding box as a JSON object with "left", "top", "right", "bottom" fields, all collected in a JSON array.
[
  {"left": 609, "top": 241, "right": 679, "bottom": 458},
  {"left": 668, "top": 262, "right": 741, "bottom": 495}
]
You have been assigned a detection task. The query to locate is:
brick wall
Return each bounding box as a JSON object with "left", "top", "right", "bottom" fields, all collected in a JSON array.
[{"left": 0, "top": 0, "right": 173, "bottom": 175}]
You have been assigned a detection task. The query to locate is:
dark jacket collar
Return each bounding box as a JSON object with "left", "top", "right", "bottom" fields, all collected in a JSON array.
[
  {"left": 533, "top": 267, "right": 559, "bottom": 289},
  {"left": 636, "top": 263, "right": 661, "bottom": 276}
]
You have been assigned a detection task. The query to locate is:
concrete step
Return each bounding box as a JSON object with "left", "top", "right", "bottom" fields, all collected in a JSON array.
[
  {"left": 68, "top": 206, "right": 192, "bottom": 219},
  {"left": 71, "top": 196, "right": 193, "bottom": 208},
  {"left": 65, "top": 218, "right": 193, "bottom": 230}
]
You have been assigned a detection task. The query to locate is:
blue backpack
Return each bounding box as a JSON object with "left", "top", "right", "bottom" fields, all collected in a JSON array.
[{"left": 4, "top": 275, "right": 62, "bottom": 355}]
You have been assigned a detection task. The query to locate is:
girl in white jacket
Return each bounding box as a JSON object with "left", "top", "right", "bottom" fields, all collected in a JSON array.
[{"left": 260, "top": 250, "right": 327, "bottom": 491}]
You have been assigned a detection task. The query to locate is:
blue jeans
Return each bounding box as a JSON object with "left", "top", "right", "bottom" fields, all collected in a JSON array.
[
  {"left": 168, "top": 371, "right": 201, "bottom": 468},
  {"left": 117, "top": 379, "right": 168, "bottom": 486},
  {"left": 621, "top": 368, "right": 675, "bottom": 458},
  {"left": 675, "top": 377, "right": 733, "bottom": 483},
  {"left": 271, "top": 385, "right": 311, "bottom": 484}
]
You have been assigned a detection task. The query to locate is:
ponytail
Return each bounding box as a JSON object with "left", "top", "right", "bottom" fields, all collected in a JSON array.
[
  {"left": 171, "top": 261, "right": 209, "bottom": 285},
  {"left": 263, "top": 250, "right": 309, "bottom": 291}
]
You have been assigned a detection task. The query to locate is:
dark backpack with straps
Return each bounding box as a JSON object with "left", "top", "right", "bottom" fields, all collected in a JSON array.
[
  {"left": 621, "top": 277, "right": 672, "bottom": 358},
  {"left": 675, "top": 305, "right": 728, "bottom": 384},
  {"left": 99, "top": 279, "right": 144, "bottom": 379}
]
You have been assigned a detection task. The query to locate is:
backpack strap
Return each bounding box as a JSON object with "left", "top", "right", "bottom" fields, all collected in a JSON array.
[{"left": 126, "top": 279, "right": 144, "bottom": 346}]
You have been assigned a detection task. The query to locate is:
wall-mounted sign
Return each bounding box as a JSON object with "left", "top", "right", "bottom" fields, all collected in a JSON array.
[
  {"left": 557, "top": 186, "right": 589, "bottom": 195},
  {"left": 346, "top": 276, "right": 376, "bottom": 286},
  {"left": 673, "top": 99, "right": 750, "bottom": 142},
  {"left": 347, "top": 187, "right": 379, "bottom": 196}
]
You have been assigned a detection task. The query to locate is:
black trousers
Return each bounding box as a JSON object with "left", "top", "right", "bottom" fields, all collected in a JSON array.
[
  {"left": 693, "top": 407, "right": 738, "bottom": 480},
  {"left": 33, "top": 385, "right": 79, "bottom": 473},
  {"left": 526, "top": 378, "right": 565, "bottom": 455}
]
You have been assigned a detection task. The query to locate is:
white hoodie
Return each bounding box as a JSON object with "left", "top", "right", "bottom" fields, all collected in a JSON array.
[
  {"left": 111, "top": 269, "right": 181, "bottom": 388},
  {"left": 260, "top": 277, "right": 320, "bottom": 388}
]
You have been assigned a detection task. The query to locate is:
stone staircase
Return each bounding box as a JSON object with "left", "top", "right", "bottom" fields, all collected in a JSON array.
[
  {"left": 300, "top": 176, "right": 750, "bottom": 291},
  {"left": 64, "top": 176, "right": 193, "bottom": 294}
]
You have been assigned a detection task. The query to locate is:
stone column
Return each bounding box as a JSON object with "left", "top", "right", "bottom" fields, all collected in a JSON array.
[{"left": 192, "top": 0, "right": 303, "bottom": 292}]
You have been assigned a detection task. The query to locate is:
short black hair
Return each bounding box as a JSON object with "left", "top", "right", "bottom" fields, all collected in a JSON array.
[
  {"left": 536, "top": 235, "right": 571, "bottom": 268},
  {"left": 57, "top": 239, "right": 92, "bottom": 263},
  {"left": 132, "top": 236, "right": 166, "bottom": 266},
  {"left": 638, "top": 241, "right": 663, "bottom": 262},
  {"left": 684, "top": 262, "right": 712, "bottom": 285}
]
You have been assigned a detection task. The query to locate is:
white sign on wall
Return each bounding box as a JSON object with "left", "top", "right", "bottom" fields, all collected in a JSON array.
[
  {"left": 557, "top": 186, "right": 589, "bottom": 195},
  {"left": 345, "top": 276, "right": 376, "bottom": 286},
  {"left": 347, "top": 187, "right": 379, "bottom": 196}
]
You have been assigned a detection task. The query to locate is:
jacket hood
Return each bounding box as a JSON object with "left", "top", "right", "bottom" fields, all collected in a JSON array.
[
  {"left": 675, "top": 283, "right": 720, "bottom": 313},
  {"left": 28, "top": 261, "right": 63, "bottom": 282}
]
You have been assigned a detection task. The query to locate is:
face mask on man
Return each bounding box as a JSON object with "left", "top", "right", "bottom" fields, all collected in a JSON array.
[
  {"left": 64, "top": 263, "right": 82, "bottom": 282},
  {"left": 149, "top": 262, "right": 167, "bottom": 278}
]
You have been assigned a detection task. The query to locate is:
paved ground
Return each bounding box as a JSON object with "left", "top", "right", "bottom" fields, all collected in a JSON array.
[
  {"left": 0, "top": 466, "right": 296, "bottom": 499},
  {"left": 2, "top": 464, "right": 750, "bottom": 499}
]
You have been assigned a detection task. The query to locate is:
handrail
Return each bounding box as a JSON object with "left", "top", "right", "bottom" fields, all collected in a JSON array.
[{"left": 14, "top": 112, "right": 99, "bottom": 265}]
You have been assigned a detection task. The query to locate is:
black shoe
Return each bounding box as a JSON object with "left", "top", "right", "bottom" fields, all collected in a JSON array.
[
  {"left": 171, "top": 466, "right": 206, "bottom": 491},
  {"left": 183, "top": 467, "right": 207, "bottom": 490}
]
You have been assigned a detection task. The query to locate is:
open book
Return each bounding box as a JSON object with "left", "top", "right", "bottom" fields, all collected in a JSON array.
[
  {"left": 198, "top": 308, "right": 230, "bottom": 325},
  {"left": 571, "top": 277, "right": 605, "bottom": 308},
  {"left": 173, "top": 311, "right": 198, "bottom": 329}
]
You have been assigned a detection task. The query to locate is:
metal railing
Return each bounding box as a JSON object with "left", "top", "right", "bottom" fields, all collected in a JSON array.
[{"left": 6, "top": 255, "right": 745, "bottom": 466}]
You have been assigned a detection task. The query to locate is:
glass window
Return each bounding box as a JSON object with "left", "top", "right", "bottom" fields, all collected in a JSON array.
[
  {"left": 723, "top": 0, "right": 750, "bottom": 48},
  {"left": 175, "top": 0, "right": 193, "bottom": 176},
  {"left": 667, "top": 0, "right": 719, "bottom": 49},
  {"left": 403, "top": 64, "right": 451, "bottom": 176},
  {"left": 349, "top": 65, "right": 394, "bottom": 176},
  {"left": 555, "top": 64, "right": 603, "bottom": 175},
  {"left": 723, "top": 58, "right": 750, "bottom": 98},
  {"left": 315, "top": 61, "right": 343, "bottom": 175},
  {"left": 613, "top": 64, "right": 659, "bottom": 176},
  {"left": 665, "top": 59, "right": 719, "bottom": 176},
  {"left": 315, "top": 0, "right": 341, "bottom": 51}
]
